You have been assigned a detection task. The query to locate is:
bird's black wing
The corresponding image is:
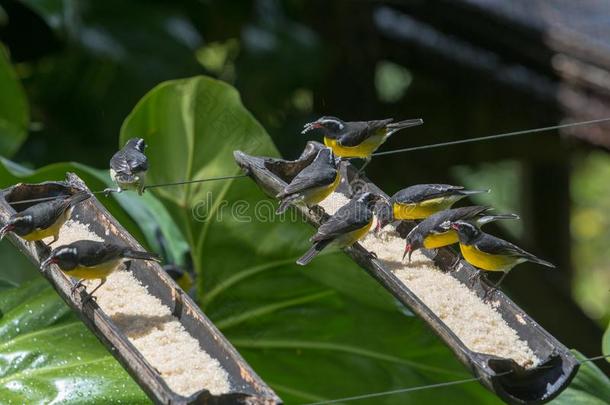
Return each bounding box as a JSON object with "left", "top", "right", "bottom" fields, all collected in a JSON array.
[
  {"left": 312, "top": 200, "right": 372, "bottom": 242},
  {"left": 74, "top": 240, "right": 124, "bottom": 267},
  {"left": 280, "top": 167, "right": 336, "bottom": 197},
  {"left": 110, "top": 149, "right": 148, "bottom": 175},
  {"left": 124, "top": 149, "right": 148, "bottom": 174},
  {"left": 393, "top": 184, "right": 464, "bottom": 204},
  {"left": 278, "top": 149, "right": 337, "bottom": 197},
  {"left": 421, "top": 206, "right": 490, "bottom": 234},
  {"left": 337, "top": 119, "right": 393, "bottom": 146},
  {"left": 24, "top": 199, "right": 72, "bottom": 230},
  {"left": 475, "top": 234, "right": 532, "bottom": 258},
  {"left": 110, "top": 150, "right": 130, "bottom": 174}
]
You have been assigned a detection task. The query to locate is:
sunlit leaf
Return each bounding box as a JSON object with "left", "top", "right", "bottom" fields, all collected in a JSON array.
[{"left": 0, "top": 279, "right": 148, "bottom": 403}]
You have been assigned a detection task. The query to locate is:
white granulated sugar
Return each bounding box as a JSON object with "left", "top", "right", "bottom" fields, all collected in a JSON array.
[
  {"left": 44, "top": 219, "right": 104, "bottom": 245},
  {"left": 89, "top": 271, "right": 231, "bottom": 396},
  {"left": 318, "top": 192, "right": 350, "bottom": 215},
  {"left": 50, "top": 219, "right": 231, "bottom": 396},
  {"left": 319, "top": 192, "right": 539, "bottom": 368}
]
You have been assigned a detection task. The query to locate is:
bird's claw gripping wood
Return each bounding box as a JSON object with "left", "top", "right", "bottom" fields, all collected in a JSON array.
[{"left": 70, "top": 279, "right": 85, "bottom": 297}]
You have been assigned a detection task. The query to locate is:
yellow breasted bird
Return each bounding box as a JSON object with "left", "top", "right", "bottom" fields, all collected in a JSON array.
[
  {"left": 403, "top": 206, "right": 519, "bottom": 261},
  {"left": 106, "top": 138, "right": 148, "bottom": 195},
  {"left": 0, "top": 192, "right": 91, "bottom": 245},
  {"left": 297, "top": 192, "right": 382, "bottom": 265},
  {"left": 276, "top": 147, "right": 340, "bottom": 214},
  {"left": 376, "top": 184, "right": 489, "bottom": 231},
  {"left": 451, "top": 221, "right": 554, "bottom": 288},
  {"left": 41, "top": 240, "right": 161, "bottom": 299},
  {"left": 301, "top": 116, "right": 423, "bottom": 170}
]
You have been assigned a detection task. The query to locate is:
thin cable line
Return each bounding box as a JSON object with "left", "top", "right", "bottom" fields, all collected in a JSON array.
[
  {"left": 142, "top": 173, "right": 248, "bottom": 190},
  {"left": 303, "top": 372, "right": 512, "bottom": 405},
  {"left": 372, "top": 117, "right": 610, "bottom": 157},
  {"left": 3, "top": 174, "right": 249, "bottom": 206},
  {"left": 303, "top": 354, "right": 610, "bottom": 405},
  {"left": 578, "top": 353, "right": 610, "bottom": 364}
]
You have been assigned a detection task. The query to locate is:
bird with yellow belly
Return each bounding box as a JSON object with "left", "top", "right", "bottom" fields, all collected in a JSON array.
[
  {"left": 302, "top": 116, "right": 423, "bottom": 172},
  {"left": 376, "top": 184, "right": 489, "bottom": 231},
  {"left": 403, "top": 206, "right": 519, "bottom": 261}
]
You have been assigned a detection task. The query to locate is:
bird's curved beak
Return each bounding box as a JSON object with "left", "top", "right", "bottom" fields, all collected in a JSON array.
[
  {"left": 0, "top": 224, "right": 14, "bottom": 241},
  {"left": 403, "top": 243, "right": 413, "bottom": 262},
  {"left": 301, "top": 121, "right": 323, "bottom": 135},
  {"left": 40, "top": 256, "right": 57, "bottom": 270}
]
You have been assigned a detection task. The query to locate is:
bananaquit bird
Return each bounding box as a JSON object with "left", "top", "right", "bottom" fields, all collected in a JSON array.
[
  {"left": 403, "top": 206, "right": 519, "bottom": 261},
  {"left": 301, "top": 116, "right": 423, "bottom": 171},
  {"left": 106, "top": 138, "right": 148, "bottom": 195},
  {"left": 297, "top": 192, "right": 382, "bottom": 266},
  {"left": 0, "top": 192, "right": 91, "bottom": 245},
  {"left": 451, "top": 221, "right": 554, "bottom": 289},
  {"left": 376, "top": 184, "right": 489, "bottom": 231},
  {"left": 276, "top": 147, "right": 340, "bottom": 214},
  {"left": 41, "top": 240, "right": 161, "bottom": 299}
]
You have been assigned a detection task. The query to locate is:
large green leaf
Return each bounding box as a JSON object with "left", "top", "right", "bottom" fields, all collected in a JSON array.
[
  {"left": 602, "top": 323, "right": 610, "bottom": 362},
  {"left": 0, "top": 279, "right": 148, "bottom": 403},
  {"left": 121, "top": 76, "right": 501, "bottom": 404},
  {"left": 0, "top": 47, "right": 29, "bottom": 157},
  {"left": 551, "top": 352, "right": 610, "bottom": 404}
]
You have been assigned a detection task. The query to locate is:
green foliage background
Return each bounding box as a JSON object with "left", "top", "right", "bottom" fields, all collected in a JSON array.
[{"left": 0, "top": 1, "right": 608, "bottom": 403}]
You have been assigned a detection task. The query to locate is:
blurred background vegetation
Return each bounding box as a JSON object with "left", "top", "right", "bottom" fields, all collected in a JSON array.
[{"left": 0, "top": 0, "right": 608, "bottom": 399}]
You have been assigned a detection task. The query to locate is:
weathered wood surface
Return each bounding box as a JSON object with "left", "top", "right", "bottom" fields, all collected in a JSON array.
[
  {"left": 0, "top": 173, "right": 281, "bottom": 405},
  {"left": 234, "top": 141, "right": 579, "bottom": 405}
]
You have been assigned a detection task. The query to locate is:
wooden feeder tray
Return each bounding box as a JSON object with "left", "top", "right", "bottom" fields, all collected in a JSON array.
[
  {"left": 0, "top": 173, "right": 281, "bottom": 405},
  {"left": 234, "top": 141, "right": 579, "bottom": 405}
]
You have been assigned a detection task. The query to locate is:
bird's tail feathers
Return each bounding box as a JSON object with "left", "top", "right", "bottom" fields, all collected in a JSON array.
[
  {"left": 527, "top": 255, "right": 555, "bottom": 268},
  {"left": 459, "top": 189, "right": 490, "bottom": 196},
  {"left": 386, "top": 118, "right": 424, "bottom": 135},
  {"left": 65, "top": 191, "right": 92, "bottom": 207},
  {"left": 297, "top": 239, "right": 332, "bottom": 266},
  {"left": 477, "top": 213, "right": 520, "bottom": 226},
  {"left": 122, "top": 249, "right": 161, "bottom": 262}
]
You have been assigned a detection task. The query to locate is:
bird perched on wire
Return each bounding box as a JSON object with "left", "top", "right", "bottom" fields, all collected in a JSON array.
[
  {"left": 0, "top": 192, "right": 91, "bottom": 245},
  {"left": 376, "top": 184, "right": 489, "bottom": 231},
  {"left": 301, "top": 116, "right": 423, "bottom": 171},
  {"left": 297, "top": 192, "right": 382, "bottom": 266},
  {"left": 106, "top": 138, "right": 149, "bottom": 195},
  {"left": 403, "top": 206, "right": 519, "bottom": 261},
  {"left": 276, "top": 147, "right": 340, "bottom": 214},
  {"left": 450, "top": 221, "right": 554, "bottom": 290},
  {"left": 41, "top": 240, "right": 161, "bottom": 301}
]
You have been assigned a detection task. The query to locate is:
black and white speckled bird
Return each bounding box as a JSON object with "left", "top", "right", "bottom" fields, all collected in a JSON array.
[
  {"left": 376, "top": 184, "right": 490, "bottom": 231},
  {"left": 403, "top": 206, "right": 519, "bottom": 261},
  {"left": 297, "top": 192, "right": 383, "bottom": 266},
  {"left": 301, "top": 116, "right": 423, "bottom": 170},
  {"left": 276, "top": 147, "right": 340, "bottom": 214},
  {"left": 41, "top": 240, "right": 161, "bottom": 300},
  {"left": 107, "top": 138, "right": 149, "bottom": 195},
  {"left": 0, "top": 192, "right": 91, "bottom": 245}
]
